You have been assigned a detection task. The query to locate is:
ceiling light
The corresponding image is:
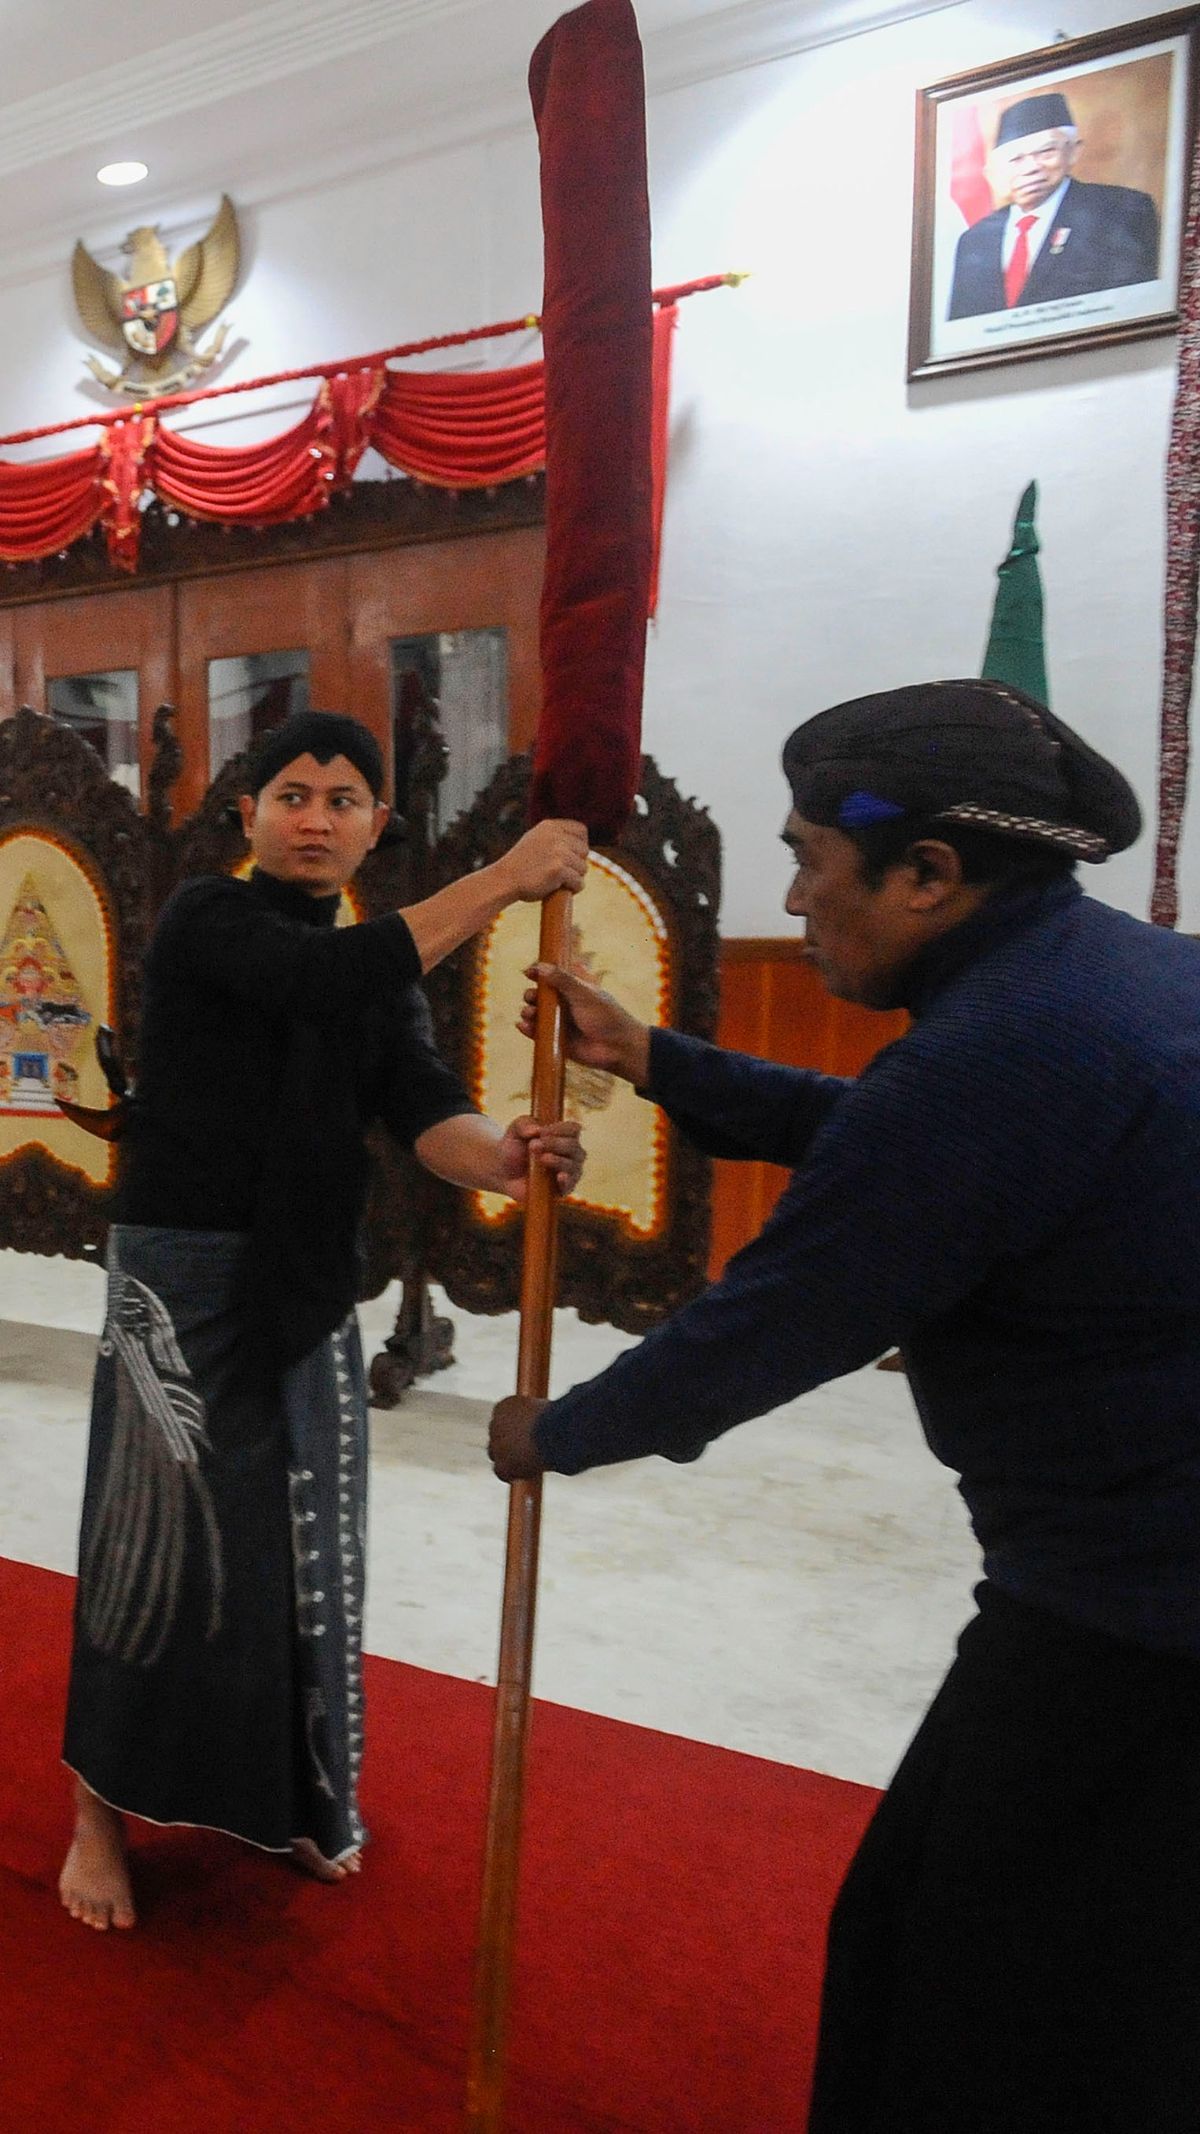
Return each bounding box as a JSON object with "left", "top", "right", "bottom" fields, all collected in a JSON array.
[{"left": 97, "top": 161, "right": 148, "bottom": 187}]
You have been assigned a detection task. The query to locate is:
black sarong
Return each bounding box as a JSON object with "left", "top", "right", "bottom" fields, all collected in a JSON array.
[
  {"left": 808, "top": 1582, "right": 1200, "bottom": 2133},
  {"left": 64, "top": 1225, "right": 368, "bottom": 1861}
]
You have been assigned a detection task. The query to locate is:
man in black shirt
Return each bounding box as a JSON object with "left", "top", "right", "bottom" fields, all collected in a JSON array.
[{"left": 60, "top": 712, "right": 586, "bottom": 1931}]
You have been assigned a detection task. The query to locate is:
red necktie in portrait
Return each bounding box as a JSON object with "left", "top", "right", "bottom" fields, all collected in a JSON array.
[{"left": 1005, "top": 214, "right": 1038, "bottom": 308}]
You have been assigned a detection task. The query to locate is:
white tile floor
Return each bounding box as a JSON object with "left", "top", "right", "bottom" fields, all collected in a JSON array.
[{"left": 0, "top": 1246, "right": 981, "bottom": 1790}]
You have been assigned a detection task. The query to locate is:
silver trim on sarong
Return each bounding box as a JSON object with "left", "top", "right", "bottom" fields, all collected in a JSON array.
[{"left": 80, "top": 1261, "right": 224, "bottom": 1667}]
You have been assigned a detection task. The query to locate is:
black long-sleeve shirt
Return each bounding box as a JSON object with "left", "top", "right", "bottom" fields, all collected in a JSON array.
[
  {"left": 122, "top": 869, "right": 474, "bottom": 1231},
  {"left": 120, "top": 868, "right": 477, "bottom": 1363},
  {"left": 535, "top": 880, "right": 1200, "bottom": 1656}
]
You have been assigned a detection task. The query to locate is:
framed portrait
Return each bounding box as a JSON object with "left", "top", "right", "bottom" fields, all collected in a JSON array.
[{"left": 908, "top": 9, "right": 1200, "bottom": 380}]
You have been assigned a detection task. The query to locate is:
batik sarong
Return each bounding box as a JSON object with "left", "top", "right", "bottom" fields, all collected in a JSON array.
[{"left": 63, "top": 1224, "right": 368, "bottom": 1861}]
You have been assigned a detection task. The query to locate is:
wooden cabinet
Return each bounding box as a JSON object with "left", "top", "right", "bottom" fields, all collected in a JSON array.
[
  {"left": 0, "top": 487, "right": 546, "bottom": 823},
  {"left": 10, "top": 584, "right": 174, "bottom": 799},
  {"left": 346, "top": 525, "right": 544, "bottom": 760},
  {"left": 174, "top": 560, "right": 352, "bottom": 813}
]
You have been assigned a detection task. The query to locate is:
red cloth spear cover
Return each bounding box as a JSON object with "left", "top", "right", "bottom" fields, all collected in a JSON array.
[{"left": 528, "top": 0, "right": 654, "bottom": 846}]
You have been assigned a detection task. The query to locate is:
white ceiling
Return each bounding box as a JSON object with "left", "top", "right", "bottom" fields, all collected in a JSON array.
[{"left": 0, "top": 0, "right": 963, "bottom": 285}]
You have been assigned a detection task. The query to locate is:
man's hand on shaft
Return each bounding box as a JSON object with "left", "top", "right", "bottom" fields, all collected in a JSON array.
[
  {"left": 399, "top": 819, "right": 587, "bottom": 975},
  {"left": 490, "top": 1395, "right": 549, "bottom": 1482},
  {"left": 495, "top": 820, "right": 589, "bottom": 903},
  {"left": 494, "top": 1115, "right": 584, "bottom": 1201},
  {"left": 519, "top": 964, "right": 651, "bottom": 1087}
]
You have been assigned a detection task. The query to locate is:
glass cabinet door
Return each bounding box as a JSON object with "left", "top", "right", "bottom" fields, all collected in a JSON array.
[
  {"left": 46, "top": 670, "right": 141, "bottom": 798},
  {"left": 391, "top": 629, "right": 508, "bottom": 835},
  {"left": 208, "top": 650, "right": 312, "bottom": 777}
]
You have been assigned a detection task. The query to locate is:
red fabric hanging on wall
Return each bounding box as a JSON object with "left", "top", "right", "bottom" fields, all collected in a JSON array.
[
  {"left": 148, "top": 372, "right": 383, "bottom": 530},
  {"left": 0, "top": 443, "right": 105, "bottom": 563},
  {"left": 322, "top": 369, "right": 386, "bottom": 485},
  {"left": 151, "top": 400, "right": 336, "bottom": 525},
  {"left": 372, "top": 362, "right": 546, "bottom": 487},
  {"left": 99, "top": 418, "right": 152, "bottom": 571},
  {"left": 0, "top": 312, "right": 676, "bottom": 582}
]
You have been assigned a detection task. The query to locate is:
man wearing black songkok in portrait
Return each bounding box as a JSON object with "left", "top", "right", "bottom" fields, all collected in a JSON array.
[
  {"left": 948, "top": 91, "right": 1160, "bottom": 321},
  {"left": 60, "top": 712, "right": 588, "bottom": 1931},
  {"left": 490, "top": 679, "right": 1200, "bottom": 2131}
]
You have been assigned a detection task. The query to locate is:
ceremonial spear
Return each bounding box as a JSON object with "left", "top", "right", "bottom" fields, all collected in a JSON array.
[{"left": 465, "top": 1, "right": 654, "bottom": 2125}]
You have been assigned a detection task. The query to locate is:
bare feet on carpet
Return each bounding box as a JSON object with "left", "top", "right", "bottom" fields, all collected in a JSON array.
[
  {"left": 290, "top": 1838, "right": 363, "bottom": 1883},
  {"left": 59, "top": 1779, "right": 136, "bottom": 1931}
]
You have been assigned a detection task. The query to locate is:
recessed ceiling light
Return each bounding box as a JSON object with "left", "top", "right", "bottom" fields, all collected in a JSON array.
[{"left": 97, "top": 161, "right": 148, "bottom": 187}]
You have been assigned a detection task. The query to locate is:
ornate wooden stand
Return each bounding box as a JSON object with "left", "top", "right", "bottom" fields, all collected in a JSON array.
[{"left": 0, "top": 711, "right": 723, "bottom": 1379}]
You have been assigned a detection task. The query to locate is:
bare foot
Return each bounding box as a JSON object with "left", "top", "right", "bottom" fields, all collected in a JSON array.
[
  {"left": 59, "top": 1781, "right": 136, "bottom": 1931},
  {"left": 290, "top": 1837, "right": 363, "bottom": 1883}
]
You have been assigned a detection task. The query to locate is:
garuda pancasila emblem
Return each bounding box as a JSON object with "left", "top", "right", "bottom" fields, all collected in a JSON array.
[{"left": 72, "top": 195, "right": 239, "bottom": 397}]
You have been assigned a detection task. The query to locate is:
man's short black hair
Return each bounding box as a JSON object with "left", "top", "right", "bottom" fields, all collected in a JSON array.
[{"left": 243, "top": 713, "right": 385, "bottom": 800}]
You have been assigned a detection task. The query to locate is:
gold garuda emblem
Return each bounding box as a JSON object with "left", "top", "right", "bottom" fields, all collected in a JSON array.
[{"left": 72, "top": 195, "right": 240, "bottom": 397}]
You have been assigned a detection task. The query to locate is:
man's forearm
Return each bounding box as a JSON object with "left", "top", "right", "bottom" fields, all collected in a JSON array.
[
  {"left": 398, "top": 819, "right": 587, "bottom": 973},
  {"left": 399, "top": 861, "right": 516, "bottom": 975},
  {"left": 414, "top": 1112, "right": 508, "bottom": 1193},
  {"left": 647, "top": 1030, "right": 850, "bottom": 1163}
]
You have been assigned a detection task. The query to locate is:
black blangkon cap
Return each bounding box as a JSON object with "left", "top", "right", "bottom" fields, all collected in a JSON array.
[
  {"left": 782, "top": 680, "right": 1141, "bottom": 862},
  {"left": 996, "top": 93, "right": 1075, "bottom": 147}
]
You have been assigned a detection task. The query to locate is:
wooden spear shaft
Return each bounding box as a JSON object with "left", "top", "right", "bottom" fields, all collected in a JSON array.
[{"left": 465, "top": 885, "right": 573, "bottom": 2133}]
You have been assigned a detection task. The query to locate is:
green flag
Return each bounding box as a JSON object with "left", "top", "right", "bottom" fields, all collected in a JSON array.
[{"left": 982, "top": 480, "right": 1049, "bottom": 706}]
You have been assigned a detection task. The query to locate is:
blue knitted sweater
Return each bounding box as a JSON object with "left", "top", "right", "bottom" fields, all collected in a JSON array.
[{"left": 535, "top": 879, "right": 1200, "bottom": 1654}]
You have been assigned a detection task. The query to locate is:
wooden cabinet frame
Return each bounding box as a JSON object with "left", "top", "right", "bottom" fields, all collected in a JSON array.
[{"left": 0, "top": 479, "right": 546, "bottom": 820}]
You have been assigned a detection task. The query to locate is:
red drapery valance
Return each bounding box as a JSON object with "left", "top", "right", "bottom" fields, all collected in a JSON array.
[
  {"left": 0, "top": 304, "right": 682, "bottom": 588},
  {"left": 0, "top": 445, "right": 104, "bottom": 558}
]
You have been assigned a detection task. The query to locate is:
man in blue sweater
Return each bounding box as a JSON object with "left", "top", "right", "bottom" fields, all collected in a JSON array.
[{"left": 489, "top": 679, "right": 1200, "bottom": 2132}]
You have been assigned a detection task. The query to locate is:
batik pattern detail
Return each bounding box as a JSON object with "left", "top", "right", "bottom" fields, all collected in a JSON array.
[
  {"left": 1156, "top": 114, "right": 1200, "bottom": 925},
  {"left": 288, "top": 1465, "right": 327, "bottom": 1643},
  {"left": 80, "top": 1269, "right": 224, "bottom": 1666},
  {"left": 331, "top": 1323, "right": 367, "bottom": 1843},
  {"left": 934, "top": 802, "right": 1108, "bottom": 860},
  {"left": 283, "top": 1317, "right": 368, "bottom": 1857}
]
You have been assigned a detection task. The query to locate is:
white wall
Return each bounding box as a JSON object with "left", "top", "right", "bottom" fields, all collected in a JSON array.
[
  {"left": 640, "top": 0, "right": 1184, "bottom": 931},
  {"left": 0, "top": 0, "right": 1191, "bottom": 930}
]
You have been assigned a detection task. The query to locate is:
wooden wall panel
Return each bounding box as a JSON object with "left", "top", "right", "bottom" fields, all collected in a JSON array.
[
  {"left": 174, "top": 560, "right": 351, "bottom": 815},
  {"left": 0, "top": 507, "right": 546, "bottom": 819},
  {"left": 347, "top": 523, "right": 546, "bottom": 794},
  {"left": 707, "top": 939, "right": 907, "bottom": 1276},
  {"left": 0, "top": 608, "right": 16, "bottom": 720},
  {"left": 9, "top": 585, "right": 175, "bottom": 791}
]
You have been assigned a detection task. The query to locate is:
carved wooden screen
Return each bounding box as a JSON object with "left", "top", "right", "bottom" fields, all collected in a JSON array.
[
  {"left": 0, "top": 709, "right": 157, "bottom": 1256},
  {"left": 418, "top": 753, "right": 721, "bottom": 1333}
]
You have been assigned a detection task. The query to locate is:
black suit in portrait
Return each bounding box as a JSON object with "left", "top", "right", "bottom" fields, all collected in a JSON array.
[{"left": 947, "top": 178, "right": 1160, "bottom": 321}]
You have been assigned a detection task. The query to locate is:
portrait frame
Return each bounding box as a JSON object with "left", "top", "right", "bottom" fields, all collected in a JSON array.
[{"left": 908, "top": 9, "right": 1200, "bottom": 381}]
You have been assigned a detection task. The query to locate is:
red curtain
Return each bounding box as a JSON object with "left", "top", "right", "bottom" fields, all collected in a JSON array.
[
  {"left": 0, "top": 314, "right": 675, "bottom": 577},
  {"left": 99, "top": 417, "right": 154, "bottom": 570},
  {"left": 0, "top": 444, "right": 105, "bottom": 563},
  {"left": 148, "top": 372, "right": 384, "bottom": 526},
  {"left": 372, "top": 362, "right": 546, "bottom": 486}
]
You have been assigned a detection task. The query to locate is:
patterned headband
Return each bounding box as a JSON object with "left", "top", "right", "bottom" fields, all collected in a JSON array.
[{"left": 932, "top": 802, "right": 1108, "bottom": 860}]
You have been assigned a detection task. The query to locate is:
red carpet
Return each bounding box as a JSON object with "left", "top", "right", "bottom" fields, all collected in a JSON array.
[{"left": 0, "top": 1556, "right": 878, "bottom": 2132}]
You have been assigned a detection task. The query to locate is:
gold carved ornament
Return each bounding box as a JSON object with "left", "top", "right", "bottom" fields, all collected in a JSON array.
[{"left": 72, "top": 194, "right": 240, "bottom": 398}]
